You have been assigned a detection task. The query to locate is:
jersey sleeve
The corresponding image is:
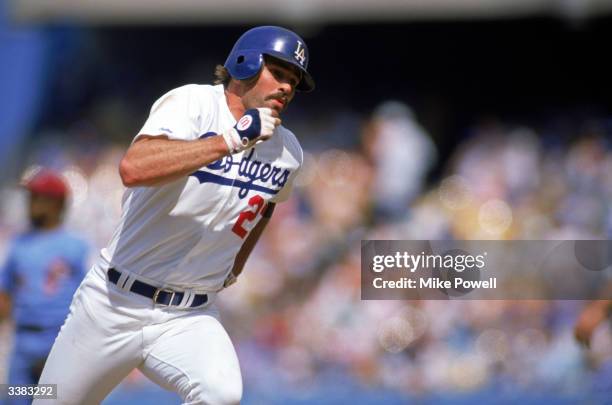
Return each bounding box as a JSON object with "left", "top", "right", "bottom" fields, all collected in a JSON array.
[
  {"left": 270, "top": 167, "right": 300, "bottom": 203},
  {"left": 270, "top": 129, "right": 303, "bottom": 204},
  {"left": 134, "top": 85, "right": 202, "bottom": 143}
]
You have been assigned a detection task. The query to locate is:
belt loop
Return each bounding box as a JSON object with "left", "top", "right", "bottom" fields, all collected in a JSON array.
[
  {"left": 181, "top": 290, "right": 194, "bottom": 308},
  {"left": 123, "top": 276, "right": 136, "bottom": 292},
  {"left": 117, "top": 271, "right": 130, "bottom": 290}
]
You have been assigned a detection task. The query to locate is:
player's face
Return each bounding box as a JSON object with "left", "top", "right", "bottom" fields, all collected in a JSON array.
[
  {"left": 29, "top": 194, "right": 64, "bottom": 229},
  {"left": 242, "top": 59, "right": 300, "bottom": 115}
]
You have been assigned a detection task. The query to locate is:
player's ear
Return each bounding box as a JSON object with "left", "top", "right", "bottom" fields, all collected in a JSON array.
[{"left": 242, "top": 67, "right": 262, "bottom": 88}]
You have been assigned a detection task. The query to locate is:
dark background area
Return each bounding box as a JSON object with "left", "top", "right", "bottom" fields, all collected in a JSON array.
[{"left": 34, "top": 17, "right": 612, "bottom": 171}]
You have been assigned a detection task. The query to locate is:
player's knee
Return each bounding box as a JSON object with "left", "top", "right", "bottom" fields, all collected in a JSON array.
[
  {"left": 185, "top": 375, "right": 242, "bottom": 405},
  {"left": 209, "top": 381, "right": 242, "bottom": 405}
]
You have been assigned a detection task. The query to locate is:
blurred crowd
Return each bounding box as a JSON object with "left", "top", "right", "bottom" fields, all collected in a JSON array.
[
  {"left": 1, "top": 101, "right": 611, "bottom": 402},
  {"left": 223, "top": 106, "right": 612, "bottom": 400}
]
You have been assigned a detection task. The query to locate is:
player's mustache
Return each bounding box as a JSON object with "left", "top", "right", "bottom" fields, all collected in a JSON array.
[{"left": 266, "top": 93, "right": 288, "bottom": 103}]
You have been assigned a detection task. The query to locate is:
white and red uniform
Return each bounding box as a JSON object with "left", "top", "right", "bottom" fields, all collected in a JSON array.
[{"left": 36, "top": 84, "right": 302, "bottom": 404}]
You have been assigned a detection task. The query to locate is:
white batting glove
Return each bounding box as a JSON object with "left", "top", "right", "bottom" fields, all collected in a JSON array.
[{"left": 222, "top": 108, "right": 280, "bottom": 154}]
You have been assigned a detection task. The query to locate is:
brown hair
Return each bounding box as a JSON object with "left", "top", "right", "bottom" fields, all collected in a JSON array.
[
  {"left": 213, "top": 64, "right": 259, "bottom": 88},
  {"left": 213, "top": 64, "right": 231, "bottom": 87}
]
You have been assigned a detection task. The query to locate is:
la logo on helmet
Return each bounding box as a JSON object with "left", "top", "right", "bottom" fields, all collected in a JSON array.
[{"left": 294, "top": 41, "right": 306, "bottom": 66}]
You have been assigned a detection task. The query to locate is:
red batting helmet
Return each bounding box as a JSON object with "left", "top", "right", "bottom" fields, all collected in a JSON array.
[{"left": 23, "top": 169, "right": 69, "bottom": 199}]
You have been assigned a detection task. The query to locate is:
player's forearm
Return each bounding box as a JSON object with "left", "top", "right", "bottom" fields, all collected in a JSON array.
[
  {"left": 119, "top": 135, "right": 230, "bottom": 187},
  {"left": 231, "top": 218, "right": 270, "bottom": 277},
  {"left": 231, "top": 204, "right": 275, "bottom": 277}
]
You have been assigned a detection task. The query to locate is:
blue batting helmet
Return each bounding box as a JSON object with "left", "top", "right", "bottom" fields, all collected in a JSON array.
[{"left": 224, "top": 26, "right": 315, "bottom": 92}]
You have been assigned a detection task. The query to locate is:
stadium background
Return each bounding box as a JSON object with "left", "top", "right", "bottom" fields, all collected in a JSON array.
[{"left": 1, "top": 1, "right": 611, "bottom": 403}]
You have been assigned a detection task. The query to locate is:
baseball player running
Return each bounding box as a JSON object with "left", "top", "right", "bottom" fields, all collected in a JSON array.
[
  {"left": 1, "top": 169, "right": 88, "bottom": 405},
  {"left": 35, "top": 26, "right": 314, "bottom": 404}
]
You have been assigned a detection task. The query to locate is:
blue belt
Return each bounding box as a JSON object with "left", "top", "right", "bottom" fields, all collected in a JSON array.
[
  {"left": 107, "top": 268, "right": 208, "bottom": 308},
  {"left": 17, "top": 325, "right": 46, "bottom": 332}
]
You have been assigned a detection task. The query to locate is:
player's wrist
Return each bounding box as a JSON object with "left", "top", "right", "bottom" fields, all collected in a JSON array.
[
  {"left": 221, "top": 108, "right": 278, "bottom": 155},
  {"left": 221, "top": 128, "right": 246, "bottom": 154}
]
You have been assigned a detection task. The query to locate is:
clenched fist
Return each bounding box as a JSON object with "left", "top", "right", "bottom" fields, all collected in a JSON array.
[{"left": 222, "top": 108, "right": 281, "bottom": 154}]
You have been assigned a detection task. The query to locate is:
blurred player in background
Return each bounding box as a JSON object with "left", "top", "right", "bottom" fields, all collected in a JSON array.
[
  {"left": 575, "top": 299, "right": 612, "bottom": 347},
  {"left": 36, "top": 25, "right": 314, "bottom": 404},
  {"left": 0, "top": 168, "right": 89, "bottom": 404},
  {"left": 361, "top": 101, "right": 437, "bottom": 222}
]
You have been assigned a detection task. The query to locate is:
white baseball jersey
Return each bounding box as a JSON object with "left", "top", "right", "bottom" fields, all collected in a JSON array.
[{"left": 97, "top": 84, "right": 302, "bottom": 290}]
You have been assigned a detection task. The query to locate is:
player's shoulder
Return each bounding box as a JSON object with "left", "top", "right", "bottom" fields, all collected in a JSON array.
[
  {"left": 276, "top": 125, "right": 303, "bottom": 164},
  {"left": 6, "top": 232, "right": 39, "bottom": 257},
  {"left": 189, "top": 84, "right": 225, "bottom": 107},
  {"left": 9, "top": 234, "right": 29, "bottom": 252}
]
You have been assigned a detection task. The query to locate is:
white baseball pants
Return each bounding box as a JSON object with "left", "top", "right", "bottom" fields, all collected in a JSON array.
[{"left": 34, "top": 265, "right": 242, "bottom": 405}]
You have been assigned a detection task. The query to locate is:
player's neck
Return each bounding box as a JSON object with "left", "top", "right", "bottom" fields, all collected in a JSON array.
[
  {"left": 31, "top": 217, "right": 62, "bottom": 231},
  {"left": 224, "top": 88, "right": 246, "bottom": 121}
]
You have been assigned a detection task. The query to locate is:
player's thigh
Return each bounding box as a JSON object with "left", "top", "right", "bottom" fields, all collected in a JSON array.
[
  {"left": 140, "top": 313, "right": 242, "bottom": 405},
  {"left": 35, "top": 286, "right": 142, "bottom": 404}
]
